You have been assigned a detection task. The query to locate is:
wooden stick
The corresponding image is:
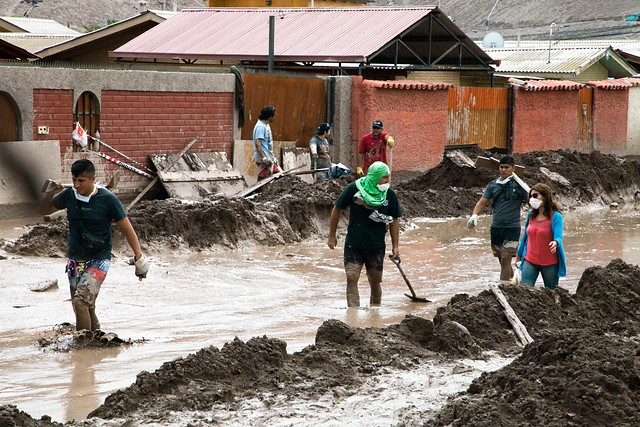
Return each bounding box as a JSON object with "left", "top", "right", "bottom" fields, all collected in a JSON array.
[
  {"left": 488, "top": 282, "right": 534, "bottom": 346},
  {"left": 127, "top": 136, "right": 200, "bottom": 210},
  {"left": 511, "top": 171, "right": 530, "bottom": 193}
]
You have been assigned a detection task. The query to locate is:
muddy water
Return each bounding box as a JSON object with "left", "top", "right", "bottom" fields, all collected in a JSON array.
[{"left": 1, "top": 206, "right": 640, "bottom": 422}]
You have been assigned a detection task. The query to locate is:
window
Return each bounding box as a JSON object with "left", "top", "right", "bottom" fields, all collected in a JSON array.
[{"left": 73, "top": 91, "right": 100, "bottom": 152}]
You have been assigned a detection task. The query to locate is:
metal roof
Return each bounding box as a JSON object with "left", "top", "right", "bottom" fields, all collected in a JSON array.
[
  {"left": 0, "top": 37, "right": 38, "bottom": 59},
  {"left": 35, "top": 10, "right": 177, "bottom": 59},
  {"left": 0, "top": 33, "right": 77, "bottom": 53},
  {"left": 487, "top": 47, "right": 636, "bottom": 77},
  {"left": 112, "top": 7, "right": 493, "bottom": 69},
  {"left": 0, "top": 16, "right": 78, "bottom": 34}
]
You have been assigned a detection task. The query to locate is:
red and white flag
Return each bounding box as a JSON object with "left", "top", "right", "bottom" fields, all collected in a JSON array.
[{"left": 72, "top": 122, "right": 88, "bottom": 149}]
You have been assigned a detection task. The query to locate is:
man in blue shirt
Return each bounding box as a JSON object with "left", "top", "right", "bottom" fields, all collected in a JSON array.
[
  {"left": 252, "top": 105, "right": 281, "bottom": 180},
  {"left": 468, "top": 156, "right": 528, "bottom": 282},
  {"left": 40, "top": 159, "right": 149, "bottom": 331}
]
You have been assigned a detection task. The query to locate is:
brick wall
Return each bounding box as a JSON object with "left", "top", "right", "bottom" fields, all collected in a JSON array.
[
  {"left": 592, "top": 88, "right": 628, "bottom": 154},
  {"left": 101, "top": 91, "right": 234, "bottom": 165},
  {"left": 33, "top": 89, "right": 74, "bottom": 150},
  {"left": 351, "top": 77, "right": 450, "bottom": 171},
  {"left": 511, "top": 89, "right": 579, "bottom": 153}
]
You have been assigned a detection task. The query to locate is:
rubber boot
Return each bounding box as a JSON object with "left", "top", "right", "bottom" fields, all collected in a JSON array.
[
  {"left": 366, "top": 268, "right": 383, "bottom": 305},
  {"left": 345, "top": 262, "right": 363, "bottom": 308},
  {"left": 72, "top": 299, "right": 92, "bottom": 331}
]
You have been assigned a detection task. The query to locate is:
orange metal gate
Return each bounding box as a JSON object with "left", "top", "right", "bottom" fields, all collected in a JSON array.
[
  {"left": 447, "top": 87, "right": 509, "bottom": 150},
  {"left": 577, "top": 87, "right": 593, "bottom": 151},
  {"left": 240, "top": 73, "right": 327, "bottom": 147}
]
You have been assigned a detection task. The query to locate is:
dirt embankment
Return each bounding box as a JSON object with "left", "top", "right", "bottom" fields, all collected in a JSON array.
[{"left": 6, "top": 149, "right": 640, "bottom": 256}]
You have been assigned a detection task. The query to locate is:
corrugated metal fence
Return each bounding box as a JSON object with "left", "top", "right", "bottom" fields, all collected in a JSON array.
[
  {"left": 447, "top": 86, "right": 509, "bottom": 149},
  {"left": 241, "top": 73, "right": 327, "bottom": 146}
]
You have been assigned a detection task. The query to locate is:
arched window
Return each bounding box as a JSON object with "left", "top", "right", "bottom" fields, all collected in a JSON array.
[
  {"left": 0, "top": 92, "right": 21, "bottom": 142},
  {"left": 73, "top": 91, "right": 100, "bottom": 152}
]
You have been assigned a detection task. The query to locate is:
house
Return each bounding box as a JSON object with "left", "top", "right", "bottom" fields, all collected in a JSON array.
[
  {"left": 485, "top": 46, "right": 637, "bottom": 85},
  {"left": 35, "top": 10, "right": 178, "bottom": 63},
  {"left": 0, "top": 16, "right": 77, "bottom": 34}
]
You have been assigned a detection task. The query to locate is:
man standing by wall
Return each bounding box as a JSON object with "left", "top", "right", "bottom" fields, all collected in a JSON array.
[
  {"left": 328, "top": 161, "right": 402, "bottom": 307},
  {"left": 309, "top": 122, "right": 331, "bottom": 182},
  {"left": 253, "top": 105, "right": 280, "bottom": 181},
  {"left": 357, "top": 120, "right": 395, "bottom": 176},
  {"left": 468, "top": 156, "right": 528, "bottom": 283},
  {"left": 39, "top": 159, "right": 149, "bottom": 332}
]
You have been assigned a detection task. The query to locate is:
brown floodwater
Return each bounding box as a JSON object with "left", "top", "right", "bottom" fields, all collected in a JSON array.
[{"left": 1, "top": 206, "right": 639, "bottom": 422}]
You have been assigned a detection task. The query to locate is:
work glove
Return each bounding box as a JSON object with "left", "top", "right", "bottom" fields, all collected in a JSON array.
[
  {"left": 467, "top": 214, "right": 478, "bottom": 228},
  {"left": 356, "top": 167, "right": 364, "bottom": 176},
  {"left": 386, "top": 136, "right": 395, "bottom": 148},
  {"left": 128, "top": 254, "right": 150, "bottom": 281},
  {"left": 262, "top": 157, "right": 272, "bottom": 166}
]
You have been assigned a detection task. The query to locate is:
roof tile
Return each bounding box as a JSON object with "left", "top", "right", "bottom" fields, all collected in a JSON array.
[
  {"left": 588, "top": 78, "right": 640, "bottom": 89},
  {"left": 364, "top": 79, "right": 452, "bottom": 90},
  {"left": 508, "top": 78, "right": 585, "bottom": 91}
]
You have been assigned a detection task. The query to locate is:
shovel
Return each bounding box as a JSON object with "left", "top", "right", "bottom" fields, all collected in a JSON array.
[{"left": 388, "top": 255, "right": 431, "bottom": 303}]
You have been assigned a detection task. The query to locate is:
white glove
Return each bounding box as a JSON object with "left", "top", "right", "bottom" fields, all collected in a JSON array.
[
  {"left": 128, "top": 254, "right": 150, "bottom": 281},
  {"left": 467, "top": 214, "right": 478, "bottom": 228}
]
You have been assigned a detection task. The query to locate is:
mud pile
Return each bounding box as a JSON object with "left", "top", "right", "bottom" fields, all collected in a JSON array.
[
  {"left": 6, "top": 149, "right": 640, "bottom": 256},
  {"left": 70, "top": 259, "right": 639, "bottom": 425}
]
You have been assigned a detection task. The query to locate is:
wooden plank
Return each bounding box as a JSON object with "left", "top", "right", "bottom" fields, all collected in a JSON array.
[
  {"left": 128, "top": 136, "right": 199, "bottom": 210},
  {"left": 157, "top": 171, "right": 244, "bottom": 182},
  {"left": 474, "top": 155, "right": 526, "bottom": 175},
  {"left": 235, "top": 165, "right": 306, "bottom": 198},
  {"left": 489, "top": 283, "right": 534, "bottom": 346}
]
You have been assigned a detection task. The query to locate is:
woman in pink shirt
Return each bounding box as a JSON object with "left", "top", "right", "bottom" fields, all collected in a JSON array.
[{"left": 515, "top": 183, "right": 566, "bottom": 289}]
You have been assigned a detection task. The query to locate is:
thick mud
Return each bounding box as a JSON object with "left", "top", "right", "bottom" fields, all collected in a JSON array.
[{"left": 4, "top": 149, "right": 640, "bottom": 425}]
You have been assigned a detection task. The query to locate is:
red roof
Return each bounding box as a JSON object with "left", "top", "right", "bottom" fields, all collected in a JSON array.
[
  {"left": 364, "top": 79, "right": 452, "bottom": 90},
  {"left": 588, "top": 78, "right": 640, "bottom": 89},
  {"left": 111, "top": 7, "right": 491, "bottom": 66},
  {"left": 508, "top": 78, "right": 585, "bottom": 91}
]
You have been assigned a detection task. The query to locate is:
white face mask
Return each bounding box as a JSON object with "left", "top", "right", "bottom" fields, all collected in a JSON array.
[
  {"left": 377, "top": 183, "right": 390, "bottom": 192},
  {"left": 529, "top": 197, "right": 542, "bottom": 209}
]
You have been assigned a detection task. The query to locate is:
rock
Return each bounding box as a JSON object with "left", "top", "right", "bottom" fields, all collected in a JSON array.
[{"left": 28, "top": 279, "right": 58, "bottom": 292}]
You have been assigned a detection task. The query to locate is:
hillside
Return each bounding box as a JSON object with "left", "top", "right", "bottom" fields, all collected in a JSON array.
[{"left": 1, "top": 0, "right": 639, "bottom": 42}]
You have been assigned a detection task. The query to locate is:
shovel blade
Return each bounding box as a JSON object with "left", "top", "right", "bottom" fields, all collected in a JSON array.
[{"left": 404, "top": 293, "right": 431, "bottom": 303}]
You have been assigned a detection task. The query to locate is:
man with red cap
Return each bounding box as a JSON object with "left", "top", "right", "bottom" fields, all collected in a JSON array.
[{"left": 357, "top": 120, "right": 395, "bottom": 175}]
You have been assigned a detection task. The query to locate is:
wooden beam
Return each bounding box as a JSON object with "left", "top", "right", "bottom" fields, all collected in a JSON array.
[{"left": 489, "top": 282, "right": 534, "bottom": 346}]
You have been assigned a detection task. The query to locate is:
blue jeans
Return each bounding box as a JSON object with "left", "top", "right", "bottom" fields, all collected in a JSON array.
[{"left": 521, "top": 260, "right": 559, "bottom": 289}]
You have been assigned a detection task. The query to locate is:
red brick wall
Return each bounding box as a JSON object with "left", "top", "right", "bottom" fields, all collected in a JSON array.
[
  {"left": 33, "top": 89, "right": 74, "bottom": 150},
  {"left": 101, "top": 91, "right": 234, "bottom": 166},
  {"left": 592, "top": 88, "right": 628, "bottom": 154},
  {"left": 351, "top": 77, "right": 449, "bottom": 171},
  {"left": 511, "top": 89, "right": 579, "bottom": 153}
]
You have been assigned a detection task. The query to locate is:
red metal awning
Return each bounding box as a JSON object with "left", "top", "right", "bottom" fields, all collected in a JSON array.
[{"left": 111, "top": 7, "right": 493, "bottom": 69}]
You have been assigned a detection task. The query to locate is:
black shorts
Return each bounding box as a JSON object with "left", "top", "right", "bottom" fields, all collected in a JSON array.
[
  {"left": 490, "top": 226, "right": 520, "bottom": 248},
  {"left": 343, "top": 244, "right": 385, "bottom": 271}
]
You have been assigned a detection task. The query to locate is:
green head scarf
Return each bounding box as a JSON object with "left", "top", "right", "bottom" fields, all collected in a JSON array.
[{"left": 355, "top": 161, "right": 390, "bottom": 206}]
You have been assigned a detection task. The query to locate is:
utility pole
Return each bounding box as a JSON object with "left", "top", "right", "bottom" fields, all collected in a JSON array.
[
  {"left": 485, "top": 0, "right": 500, "bottom": 30},
  {"left": 547, "top": 23, "right": 556, "bottom": 64},
  {"left": 268, "top": 15, "right": 275, "bottom": 72}
]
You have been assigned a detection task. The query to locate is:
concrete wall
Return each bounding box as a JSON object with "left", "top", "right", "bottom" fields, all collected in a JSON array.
[
  {"left": 627, "top": 86, "right": 640, "bottom": 154},
  {"left": 512, "top": 89, "right": 580, "bottom": 153},
  {"left": 0, "top": 65, "right": 236, "bottom": 199},
  {"left": 330, "top": 76, "right": 353, "bottom": 167},
  {"left": 592, "top": 88, "right": 629, "bottom": 155},
  {"left": 350, "top": 77, "right": 449, "bottom": 171}
]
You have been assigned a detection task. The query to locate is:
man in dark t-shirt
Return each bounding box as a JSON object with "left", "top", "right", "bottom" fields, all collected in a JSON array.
[
  {"left": 467, "top": 156, "right": 528, "bottom": 282},
  {"left": 328, "top": 161, "right": 402, "bottom": 307},
  {"left": 40, "top": 159, "right": 149, "bottom": 331}
]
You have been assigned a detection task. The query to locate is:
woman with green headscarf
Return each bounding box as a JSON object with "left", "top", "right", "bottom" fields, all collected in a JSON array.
[{"left": 328, "top": 161, "right": 403, "bottom": 308}]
